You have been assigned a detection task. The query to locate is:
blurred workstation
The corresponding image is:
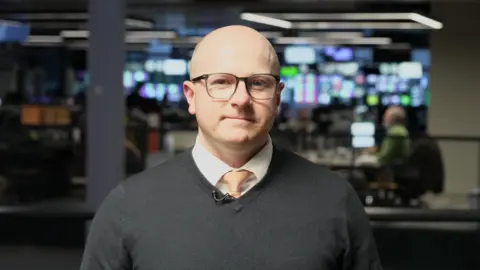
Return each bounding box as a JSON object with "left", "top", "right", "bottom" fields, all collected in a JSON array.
[{"left": 1, "top": 1, "right": 480, "bottom": 270}]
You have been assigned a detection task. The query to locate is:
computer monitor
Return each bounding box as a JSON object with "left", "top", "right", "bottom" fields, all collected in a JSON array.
[{"left": 350, "top": 122, "right": 375, "bottom": 148}]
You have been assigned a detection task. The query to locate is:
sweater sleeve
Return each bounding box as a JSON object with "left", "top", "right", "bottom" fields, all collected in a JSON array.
[
  {"left": 342, "top": 185, "right": 383, "bottom": 270},
  {"left": 377, "top": 125, "right": 408, "bottom": 165},
  {"left": 80, "top": 184, "right": 132, "bottom": 270}
]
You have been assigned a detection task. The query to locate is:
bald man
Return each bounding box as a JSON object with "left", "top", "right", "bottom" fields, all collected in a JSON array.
[
  {"left": 376, "top": 106, "right": 411, "bottom": 165},
  {"left": 81, "top": 26, "right": 382, "bottom": 270}
]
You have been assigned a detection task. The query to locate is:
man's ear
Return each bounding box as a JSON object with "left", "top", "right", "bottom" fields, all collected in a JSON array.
[
  {"left": 183, "top": 81, "right": 196, "bottom": 115},
  {"left": 275, "top": 82, "right": 285, "bottom": 108}
]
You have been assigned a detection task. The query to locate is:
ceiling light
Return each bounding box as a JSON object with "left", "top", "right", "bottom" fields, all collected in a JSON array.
[
  {"left": 0, "top": 20, "right": 24, "bottom": 27},
  {"left": 167, "top": 37, "right": 203, "bottom": 44},
  {"left": 61, "top": 30, "right": 176, "bottom": 40},
  {"left": 61, "top": 30, "right": 88, "bottom": 38},
  {"left": 126, "top": 31, "right": 176, "bottom": 39},
  {"left": 378, "top": 43, "right": 411, "bottom": 50},
  {"left": 7, "top": 13, "right": 154, "bottom": 29},
  {"left": 240, "top": 13, "right": 292, "bottom": 29},
  {"left": 10, "top": 13, "right": 88, "bottom": 20},
  {"left": 259, "top": 31, "right": 283, "bottom": 38},
  {"left": 274, "top": 37, "right": 391, "bottom": 45},
  {"left": 293, "top": 22, "right": 430, "bottom": 30},
  {"left": 67, "top": 40, "right": 148, "bottom": 50},
  {"left": 409, "top": 13, "right": 443, "bottom": 29},
  {"left": 25, "top": 35, "right": 63, "bottom": 44},
  {"left": 125, "top": 18, "right": 154, "bottom": 29},
  {"left": 242, "top": 12, "right": 443, "bottom": 30},
  {"left": 298, "top": 31, "right": 363, "bottom": 38}
]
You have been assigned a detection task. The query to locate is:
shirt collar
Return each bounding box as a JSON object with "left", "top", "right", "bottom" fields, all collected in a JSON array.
[{"left": 191, "top": 137, "right": 273, "bottom": 186}]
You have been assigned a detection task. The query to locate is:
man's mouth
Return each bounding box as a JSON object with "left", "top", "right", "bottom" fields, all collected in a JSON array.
[{"left": 222, "top": 116, "right": 254, "bottom": 122}]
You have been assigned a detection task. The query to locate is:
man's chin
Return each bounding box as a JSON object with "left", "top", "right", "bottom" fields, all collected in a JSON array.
[
  {"left": 219, "top": 129, "right": 252, "bottom": 144},
  {"left": 225, "top": 134, "right": 251, "bottom": 145}
]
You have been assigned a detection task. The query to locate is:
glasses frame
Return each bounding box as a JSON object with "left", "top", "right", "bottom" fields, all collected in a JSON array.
[{"left": 190, "top": 72, "right": 281, "bottom": 100}]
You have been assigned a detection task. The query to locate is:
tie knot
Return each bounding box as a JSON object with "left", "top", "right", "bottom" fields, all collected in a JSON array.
[{"left": 221, "top": 170, "right": 252, "bottom": 198}]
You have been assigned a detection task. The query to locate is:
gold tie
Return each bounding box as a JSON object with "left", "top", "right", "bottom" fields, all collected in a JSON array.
[{"left": 220, "top": 170, "right": 252, "bottom": 198}]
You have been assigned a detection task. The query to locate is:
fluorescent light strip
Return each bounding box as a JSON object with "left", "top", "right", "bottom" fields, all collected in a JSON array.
[
  {"left": 378, "top": 43, "right": 411, "bottom": 50},
  {"left": 126, "top": 31, "right": 176, "bottom": 39},
  {"left": 409, "top": 13, "right": 443, "bottom": 30},
  {"left": 240, "top": 13, "right": 292, "bottom": 29},
  {"left": 259, "top": 31, "right": 283, "bottom": 38},
  {"left": 27, "top": 22, "right": 85, "bottom": 29},
  {"left": 8, "top": 13, "right": 153, "bottom": 29},
  {"left": 242, "top": 12, "right": 443, "bottom": 30},
  {"left": 61, "top": 30, "right": 176, "bottom": 39},
  {"left": 274, "top": 37, "right": 391, "bottom": 45},
  {"left": 61, "top": 30, "right": 88, "bottom": 38},
  {"left": 169, "top": 37, "right": 203, "bottom": 44},
  {"left": 293, "top": 22, "right": 430, "bottom": 30},
  {"left": 11, "top": 13, "right": 88, "bottom": 20},
  {"left": 26, "top": 35, "right": 63, "bottom": 43},
  {"left": 67, "top": 41, "right": 148, "bottom": 50},
  {"left": 0, "top": 20, "right": 24, "bottom": 26},
  {"left": 258, "top": 12, "right": 414, "bottom": 21},
  {"left": 125, "top": 18, "right": 154, "bottom": 29},
  {"left": 298, "top": 31, "right": 363, "bottom": 38}
]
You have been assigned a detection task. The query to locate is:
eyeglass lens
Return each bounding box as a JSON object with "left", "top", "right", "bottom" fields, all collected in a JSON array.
[{"left": 206, "top": 73, "right": 277, "bottom": 100}]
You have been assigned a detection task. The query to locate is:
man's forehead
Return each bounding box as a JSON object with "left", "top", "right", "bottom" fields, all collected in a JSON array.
[
  {"left": 189, "top": 26, "right": 278, "bottom": 77},
  {"left": 190, "top": 45, "right": 275, "bottom": 76}
]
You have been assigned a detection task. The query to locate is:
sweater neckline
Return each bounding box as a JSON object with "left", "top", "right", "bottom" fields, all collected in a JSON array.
[{"left": 179, "top": 145, "right": 284, "bottom": 212}]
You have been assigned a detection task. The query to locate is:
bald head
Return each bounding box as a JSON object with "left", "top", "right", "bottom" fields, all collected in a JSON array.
[
  {"left": 189, "top": 25, "right": 280, "bottom": 78},
  {"left": 384, "top": 106, "right": 406, "bottom": 126}
]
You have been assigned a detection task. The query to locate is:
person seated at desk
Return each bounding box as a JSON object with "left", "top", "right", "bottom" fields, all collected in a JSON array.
[{"left": 373, "top": 106, "right": 410, "bottom": 165}]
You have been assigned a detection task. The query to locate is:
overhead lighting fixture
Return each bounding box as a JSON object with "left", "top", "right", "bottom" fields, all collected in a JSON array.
[
  {"left": 378, "top": 43, "right": 411, "bottom": 50},
  {"left": 409, "top": 13, "right": 443, "bottom": 30},
  {"left": 259, "top": 31, "right": 283, "bottom": 38},
  {"left": 60, "top": 30, "right": 176, "bottom": 39},
  {"left": 274, "top": 37, "right": 391, "bottom": 45},
  {"left": 125, "top": 18, "right": 154, "bottom": 29},
  {"left": 7, "top": 13, "right": 154, "bottom": 29},
  {"left": 10, "top": 13, "right": 88, "bottom": 20},
  {"left": 293, "top": 22, "right": 430, "bottom": 30},
  {"left": 0, "top": 20, "right": 24, "bottom": 27},
  {"left": 298, "top": 31, "right": 363, "bottom": 38},
  {"left": 61, "top": 30, "right": 88, "bottom": 38},
  {"left": 169, "top": 37, "right": 203, "bottom": 44},
  {"left": 241, "top": 12, "right": 443, "bottom": 30},
  {"left": 67, "top": 40, "right": 148, "bottom": 50},
  {"left": 126, "top": 31, "right": 176, "bottom": 39},
  {"left": 24, "top": 35, "right": 63, "bottom": 45},
  {"left": 26, "top": 35, "right": 62, "bottom": 43},
  {"left": 240, "top": 13, "right": 292, "bottom": 29}
]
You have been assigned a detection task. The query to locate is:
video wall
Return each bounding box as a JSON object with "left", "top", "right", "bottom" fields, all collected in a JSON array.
[
  {"left": 123, "top": 59, "right": 188, "bottom": 103},
  {"left": 278, "top": 46, "right": 430, "bottom": 108},
  {"left": 74, "top": 46, "right": 430, "bottom": 109}
]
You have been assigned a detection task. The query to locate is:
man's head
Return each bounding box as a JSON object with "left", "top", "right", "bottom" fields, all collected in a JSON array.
[
  {"left": 183, "top": 25, "right": 283, "bottom": 149},
  {"left": 383, "top": 106, "right": 406, "bottom": 128}
]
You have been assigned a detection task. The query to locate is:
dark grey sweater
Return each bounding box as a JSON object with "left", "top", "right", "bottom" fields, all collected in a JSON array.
[{"left": 80, "top": 147, "right": 382, "bottom": 270}]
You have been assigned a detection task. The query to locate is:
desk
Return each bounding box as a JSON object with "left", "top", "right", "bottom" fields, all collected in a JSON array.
[
  {"left": 1, "top": 202, "right": 479, "bottom": 222},
  {"left": 366, "top": 207, "right": 480, "bottom": 222}
]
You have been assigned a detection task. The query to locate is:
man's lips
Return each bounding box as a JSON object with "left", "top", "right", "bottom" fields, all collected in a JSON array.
[{"left": 222, "top": 116, "right": 254, "bottom": 122}]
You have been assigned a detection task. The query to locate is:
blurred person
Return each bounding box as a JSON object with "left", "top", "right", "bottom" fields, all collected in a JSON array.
[
  {"left": 126, "top": 82, "right": 145, "bottom": 111},
  {"left": 81, "top": 25, "right": 382, "bottom": 270},
  {"left": 371, "top": 106, "right": 410, "bottom": 165}
]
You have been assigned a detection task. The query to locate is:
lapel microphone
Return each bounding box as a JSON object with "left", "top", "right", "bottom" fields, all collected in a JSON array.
[{"left": 212, "top": 190, "right": 235, "bottom": 204}]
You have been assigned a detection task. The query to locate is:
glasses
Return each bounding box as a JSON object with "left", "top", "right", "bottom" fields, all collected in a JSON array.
[{"left": 190, "top": 73, "right": 281, "bottom": 100}]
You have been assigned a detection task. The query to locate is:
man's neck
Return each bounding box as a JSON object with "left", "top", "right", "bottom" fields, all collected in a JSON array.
[{"left": 198, "top": 132, "right": 269, "bottom": 168}]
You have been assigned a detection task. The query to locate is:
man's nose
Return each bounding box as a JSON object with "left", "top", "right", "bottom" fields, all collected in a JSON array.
[{"left": 229, "top": 81, "right": 251, "bottom": 106}]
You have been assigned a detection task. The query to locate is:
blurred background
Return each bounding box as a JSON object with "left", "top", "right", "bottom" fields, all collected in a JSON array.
[{"left": 0, "top": 0, "right": 479, "bottom": 269}]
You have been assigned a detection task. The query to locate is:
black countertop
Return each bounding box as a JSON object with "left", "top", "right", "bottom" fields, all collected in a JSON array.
[{"left": 1, "top": 201, "right": 480, "bottom": 222}]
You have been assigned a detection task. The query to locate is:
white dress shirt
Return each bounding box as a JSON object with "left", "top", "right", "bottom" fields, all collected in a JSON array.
[{"left": 191, "top": 137, "right": 273, "bottom": 196}]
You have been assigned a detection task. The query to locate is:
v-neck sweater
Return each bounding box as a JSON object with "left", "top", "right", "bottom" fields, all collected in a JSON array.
[{"left": 81, "top": 147, "right": 383, "bottom": 270}]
